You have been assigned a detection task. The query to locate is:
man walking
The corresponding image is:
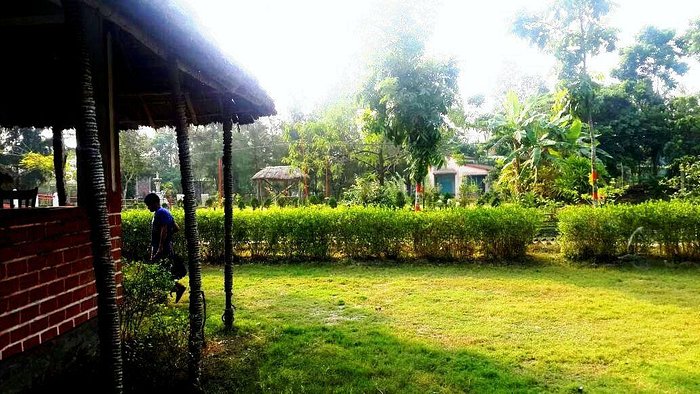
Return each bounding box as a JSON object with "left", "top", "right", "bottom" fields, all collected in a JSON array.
[{"left": 144, "top": 193, "right": 187, "bottom": 302}]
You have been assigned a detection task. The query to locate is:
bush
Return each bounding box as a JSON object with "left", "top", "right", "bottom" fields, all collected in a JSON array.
[
  {"left": 122, "top": 205, "right": 542, "bottom": 261},
  {"left": 328, "top": 197, "right": 338, "bottom": 208},
  {"left": 119, "top": 261, "right": 189, "bottom": 392},
  {"left": 558, "top": 201, "right": 700, "bottom": 261}
]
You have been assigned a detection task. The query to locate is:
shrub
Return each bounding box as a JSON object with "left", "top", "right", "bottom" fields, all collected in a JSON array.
[
  {"left": 250, "top": 197, "right": 260, "bottom": 210},
  {"left": 558, "top": 201, "right": 700, "bottom": 261},
  {"left": 328, "top": 197, "right": 338, "bottom": 208},
  {"left": 123, "top": 206, "right": 542, "bottom": 261},
  {"left": 119, "top": 261, "right": 189, "bottom": 392}
]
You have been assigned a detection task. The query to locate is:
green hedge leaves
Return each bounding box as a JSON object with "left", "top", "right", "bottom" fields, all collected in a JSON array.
[
  {"left": 558, "top": 201, "right": 700, "bottom": 261},
  {"left": 122, "top": 206, "right": 543, "bottom": 262}
]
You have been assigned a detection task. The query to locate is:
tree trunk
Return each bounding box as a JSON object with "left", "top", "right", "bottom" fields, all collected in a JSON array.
[
  {"left": 62, "top": 1, "right": 123, "bottom": 392},
  {"left": 378, "top": 140, "right": 385, "bottom": 186},
  {"left": 169, "top": 60, "right": 204, "bottom": 391},
  {"left": 325, "top": 161, "right": 331, "bottom": 198},
  {"left": 52, "top": 126, "right": 68, "bottom": 206},
  {"left": 222, "top": 105, "right": 235, "bottom": 330}
]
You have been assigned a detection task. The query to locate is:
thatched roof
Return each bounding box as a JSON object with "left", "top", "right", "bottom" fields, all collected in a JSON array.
[
  {"left": 251, "top": 166, "right": 304, "bottom": 181},
  {"left": 0, "top": 0, "right": 275, "bottom": 128}
]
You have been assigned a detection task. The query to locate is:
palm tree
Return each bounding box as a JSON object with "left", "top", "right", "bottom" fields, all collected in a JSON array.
[
  {"left": 222, "top": 104, "right": 235, "bottom": 330},
  {"left": 62, "top": 1, "right": 123, "bottom": 392},
  {"left": 168, "top": 61, "right": 205, "bottom": 390}
]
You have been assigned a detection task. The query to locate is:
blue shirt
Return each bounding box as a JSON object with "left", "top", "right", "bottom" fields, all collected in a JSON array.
[{"left": 151, "top": 207, "right": 175, "bottom": 254}]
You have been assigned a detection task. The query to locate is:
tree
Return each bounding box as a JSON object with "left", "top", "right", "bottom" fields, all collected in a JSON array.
[
  {"left": 514, "top": 0, "right": 617, "bottom": 202},
  {"left": 0, "top": 127, "right": 51, "bottom": 188},
  {"left": 360, "top": 33, "right": 459, "bottom": 208},
  {"left": 119, "top": 130, "right": 152, "bottom": 199},
  {"left": 20, "top": 152, "right": 54, "bottom": 185},
  {"left": 682, "top": 18, "right": 700, "bottom": 58},
  {"left": 613, "top": 26, "right": 687, "bottom": 95}
]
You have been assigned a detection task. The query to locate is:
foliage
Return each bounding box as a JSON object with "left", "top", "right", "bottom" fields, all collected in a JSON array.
[
  {"left": 663, "top": 155, "right": 700, "bottom": 199},
  {"left": 122, "top": 206, "right": 542, "bottom": 261},
  {"left": 558, "top": 201, "right": 700, "bottom": 260},
  {"left": 343, "top": 173, "right": 406, "bottom": 208},
  {"left": 0, "top": 127, "right": 52, "bottom": 188},
  {"left": 119, "top": 130, "right": 153, "bottom": 199},
  {"left": 119, "top": 263, "right": 189, "bottom": 394},
  {"left": 612, "top": 26, "right": 687, "bottom": 94},
  {"left": 19, "top": 152, "right": 54, "bottom": 185},
  {"left": 360, "top": 32, "right": 460, "bottom": 184}
]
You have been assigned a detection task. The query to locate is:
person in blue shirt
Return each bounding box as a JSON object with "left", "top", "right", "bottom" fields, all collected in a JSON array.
[{"left": 144, "top": 193, "right": 186, "bottom": 302}]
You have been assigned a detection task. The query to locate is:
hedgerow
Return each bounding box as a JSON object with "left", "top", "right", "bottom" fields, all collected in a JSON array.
[
  {"left": 121, "top": 206, "right": 542, "bottom": 262},
  {"left": 558, "top": 201, "right": 700, "bottom": 261}
]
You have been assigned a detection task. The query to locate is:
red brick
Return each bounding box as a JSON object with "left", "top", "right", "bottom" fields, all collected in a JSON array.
[
  {"left": 7, "top": 228, "right": 29, "bottom": 244},
  {"left": 29, "top": 225, "right": 46, "bottom": 240},
  {"left": 65, "top": 303, "right": 81, "bottom": 318},
  {"left": 72, "top": 258, "right": 93, "bottom": 274},
  {"left": 7, "top": 291, "right": 29, "bottom": 311},
  {"left": 29, "top": 285, "right": 49, "bottom": 303},
  {"left": 9, "top": 324, "right": 30, "bottom": 343},
  {"left": 72, "top": 286, "right": 88, "bottom": 302},
  {"left": 0, "top": 263, "right": 6, "bottom": 281},
  {"left": 79, "top": 271, "right": 94, "bottom": 285},
  {"left": 80, "top": 298, "right": 96, "bottom": 312},
  {"left": 0, "top": 311, "right": 20, "bottom": 332},
  {"left": 58, "top": 320, "right": 74, "bottom": 335},
  {"left": 0, "top": 332, "right": 10, "bottom": 349},
  {"left": 87, "top": 309, "right": 97, "bottom": 320},
  {"left": 64, "top": 274, "right": 80, "bottom": 289},
  {"left": 56, "top": 292, "right": 72, "bottom": 306},
  {"left": 56, "top": 262, "right": 72, "bottom": 277},
  {"left": 2, "top": 342, "right": 23, "bottom": 359},
  {"left": 27, "top": 255, "right": 47, "bottom": 272},
  {"left": 29, "top": 316, "right": 49, "bottom": 333},
  {"left": 19, "top": 305, "right": 40, "bottom": 322},
  {"left": 48, "top": 279, "right": 65, "bottom": 295},
  {"left": 0, "top": 277, "right": 20, "bottom": 298},
  {"left": 22, "top": 333, "right": 41, "bottom": 350},
  {"left": 48, "top": 310, "right": 65, "bottom": 326},
  {"left": 85, "top": 283, "right": 97, "bottom": 295},
  {"left": 62, "top": 247, "right": 80, "bottom": 264},
  {"left": 40, "top": 327, "right": 58, "bottom": 342},
  {"left": 39, "top": 298, "right": 59, "bottom": 315},
  {"left": 19, "top": 272, "right": 39, "bottom": 289},
  {"left": 6, "top": 260, "right": 28, "bottom": 278},
  {"left": 73, "top": 312, "right": 88, "bottom": 326},
  {"left": 39, "top": 267, "right": 58, "bottom": 284},
  {"left": 0, "top": 247, "right": 18, "bottom": 262}
]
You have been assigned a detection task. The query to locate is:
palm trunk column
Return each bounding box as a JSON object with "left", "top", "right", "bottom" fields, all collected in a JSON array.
[
  {"left": 222, "top": 102, "right": 235, "bottom": 330},
  {"left": 62, "top": 1, "right": 123, "bottom": 392},
  {"left": 52, "top": 124, "right": 68, "bottom": 206},
  {"left": 168, "top": 59, "right": 205, "bottom": 390}
]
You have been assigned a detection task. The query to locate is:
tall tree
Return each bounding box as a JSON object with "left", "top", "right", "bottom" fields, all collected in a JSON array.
[
  {"left": 119, "top": 130, "right": 152, "bottom": 199},
  {"left": 360, "top": 33, "right": 459, "bottom": 208},
  {"left": 613, "top": 26, "right": 687, "bottom": 95},
  {"left": 514, "top": 0, "right": 617, "bottom": 202}
]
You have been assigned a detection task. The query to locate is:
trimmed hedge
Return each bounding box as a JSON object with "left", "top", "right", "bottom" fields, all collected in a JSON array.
[
  {"left": 558, "top": 201, "right": 700, "bottom": 261},
  {"left": 121, "top": 206, "right": 543, "bottom": 262}
]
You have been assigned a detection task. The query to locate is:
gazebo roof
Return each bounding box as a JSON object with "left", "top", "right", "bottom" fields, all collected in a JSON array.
[
  {"left": 0, "top": 0, "right": 276, "bottom": 128},
  {"left": 251, "top": 166, "right": 304, "bottom": 181}
]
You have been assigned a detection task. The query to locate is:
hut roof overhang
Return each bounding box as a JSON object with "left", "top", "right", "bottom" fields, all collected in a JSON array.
[
  {"left": 0, "top": 0, "right": 276, "bottom": 129},
  {"left": 251, "top": 166, "right": 305, "bottom": 181}
]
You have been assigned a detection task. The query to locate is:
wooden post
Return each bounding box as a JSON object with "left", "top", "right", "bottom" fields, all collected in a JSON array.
[
  {"left": 52, "top": 124, "right": 68, "bottom": 206},
  {"left": 169, "top": 57, "right": 204, "bottom": 390},
  {"left": 62, "top": 1, "right": 123, "bottom": 392},
  {"left": 222, "top": 101, "right": 235, "bottom": 330}
]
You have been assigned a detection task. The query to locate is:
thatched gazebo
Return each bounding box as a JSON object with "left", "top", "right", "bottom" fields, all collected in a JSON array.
[
  {"left": 0, "top": 1, "right": 275, "bottom": 392},
  {"left": 251, "top": 166, "right": 305, "bottom": 200}
]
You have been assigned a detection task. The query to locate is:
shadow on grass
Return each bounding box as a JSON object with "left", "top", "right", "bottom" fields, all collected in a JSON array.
[{"left": 201, "top": 291, "right": 644, "bottom": 394}]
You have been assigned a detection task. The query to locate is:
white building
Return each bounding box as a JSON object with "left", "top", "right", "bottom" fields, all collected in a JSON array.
[{"left": 428, "top": 158, "right": 493, "bottom": 196}]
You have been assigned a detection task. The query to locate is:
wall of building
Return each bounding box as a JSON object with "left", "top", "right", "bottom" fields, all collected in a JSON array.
[{"left": 0, "top": 207, "right": 122, "bottom": 360}]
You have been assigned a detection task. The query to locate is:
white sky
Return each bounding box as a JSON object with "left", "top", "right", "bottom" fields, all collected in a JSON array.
[{"left": 182, "top": 0, "right": 700, "bottom": 117}]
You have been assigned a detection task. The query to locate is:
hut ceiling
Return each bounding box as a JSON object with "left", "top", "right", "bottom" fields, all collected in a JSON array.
[
  {"left": 0, "top": 0, "right": 275, "bottom": 130},
  {"left": 251, "top": 166, "right": 305, "bottom": 181}
]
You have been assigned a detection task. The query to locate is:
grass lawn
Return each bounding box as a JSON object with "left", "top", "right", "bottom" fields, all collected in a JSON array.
[{"left": 178, "top": 255, "right": 700, "bottom": 393}]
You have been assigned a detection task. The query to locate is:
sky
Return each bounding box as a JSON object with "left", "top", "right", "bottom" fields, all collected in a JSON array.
[{"left": 182, "top": 0, "right": 700, "bottom": 117}]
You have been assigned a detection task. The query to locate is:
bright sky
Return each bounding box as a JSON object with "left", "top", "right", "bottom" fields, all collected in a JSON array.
[{"left": 183, "top": 0, "right": 700, "bottom": 117}]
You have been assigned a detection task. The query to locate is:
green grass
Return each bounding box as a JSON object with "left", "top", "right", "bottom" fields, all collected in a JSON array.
[{"left": 176, "top": 257, "right": 700, "bottom": 393}]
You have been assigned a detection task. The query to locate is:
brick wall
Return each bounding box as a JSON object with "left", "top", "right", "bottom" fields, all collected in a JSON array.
[{"left": 0, "top": 207, "right": 122, "bottom": 360}]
